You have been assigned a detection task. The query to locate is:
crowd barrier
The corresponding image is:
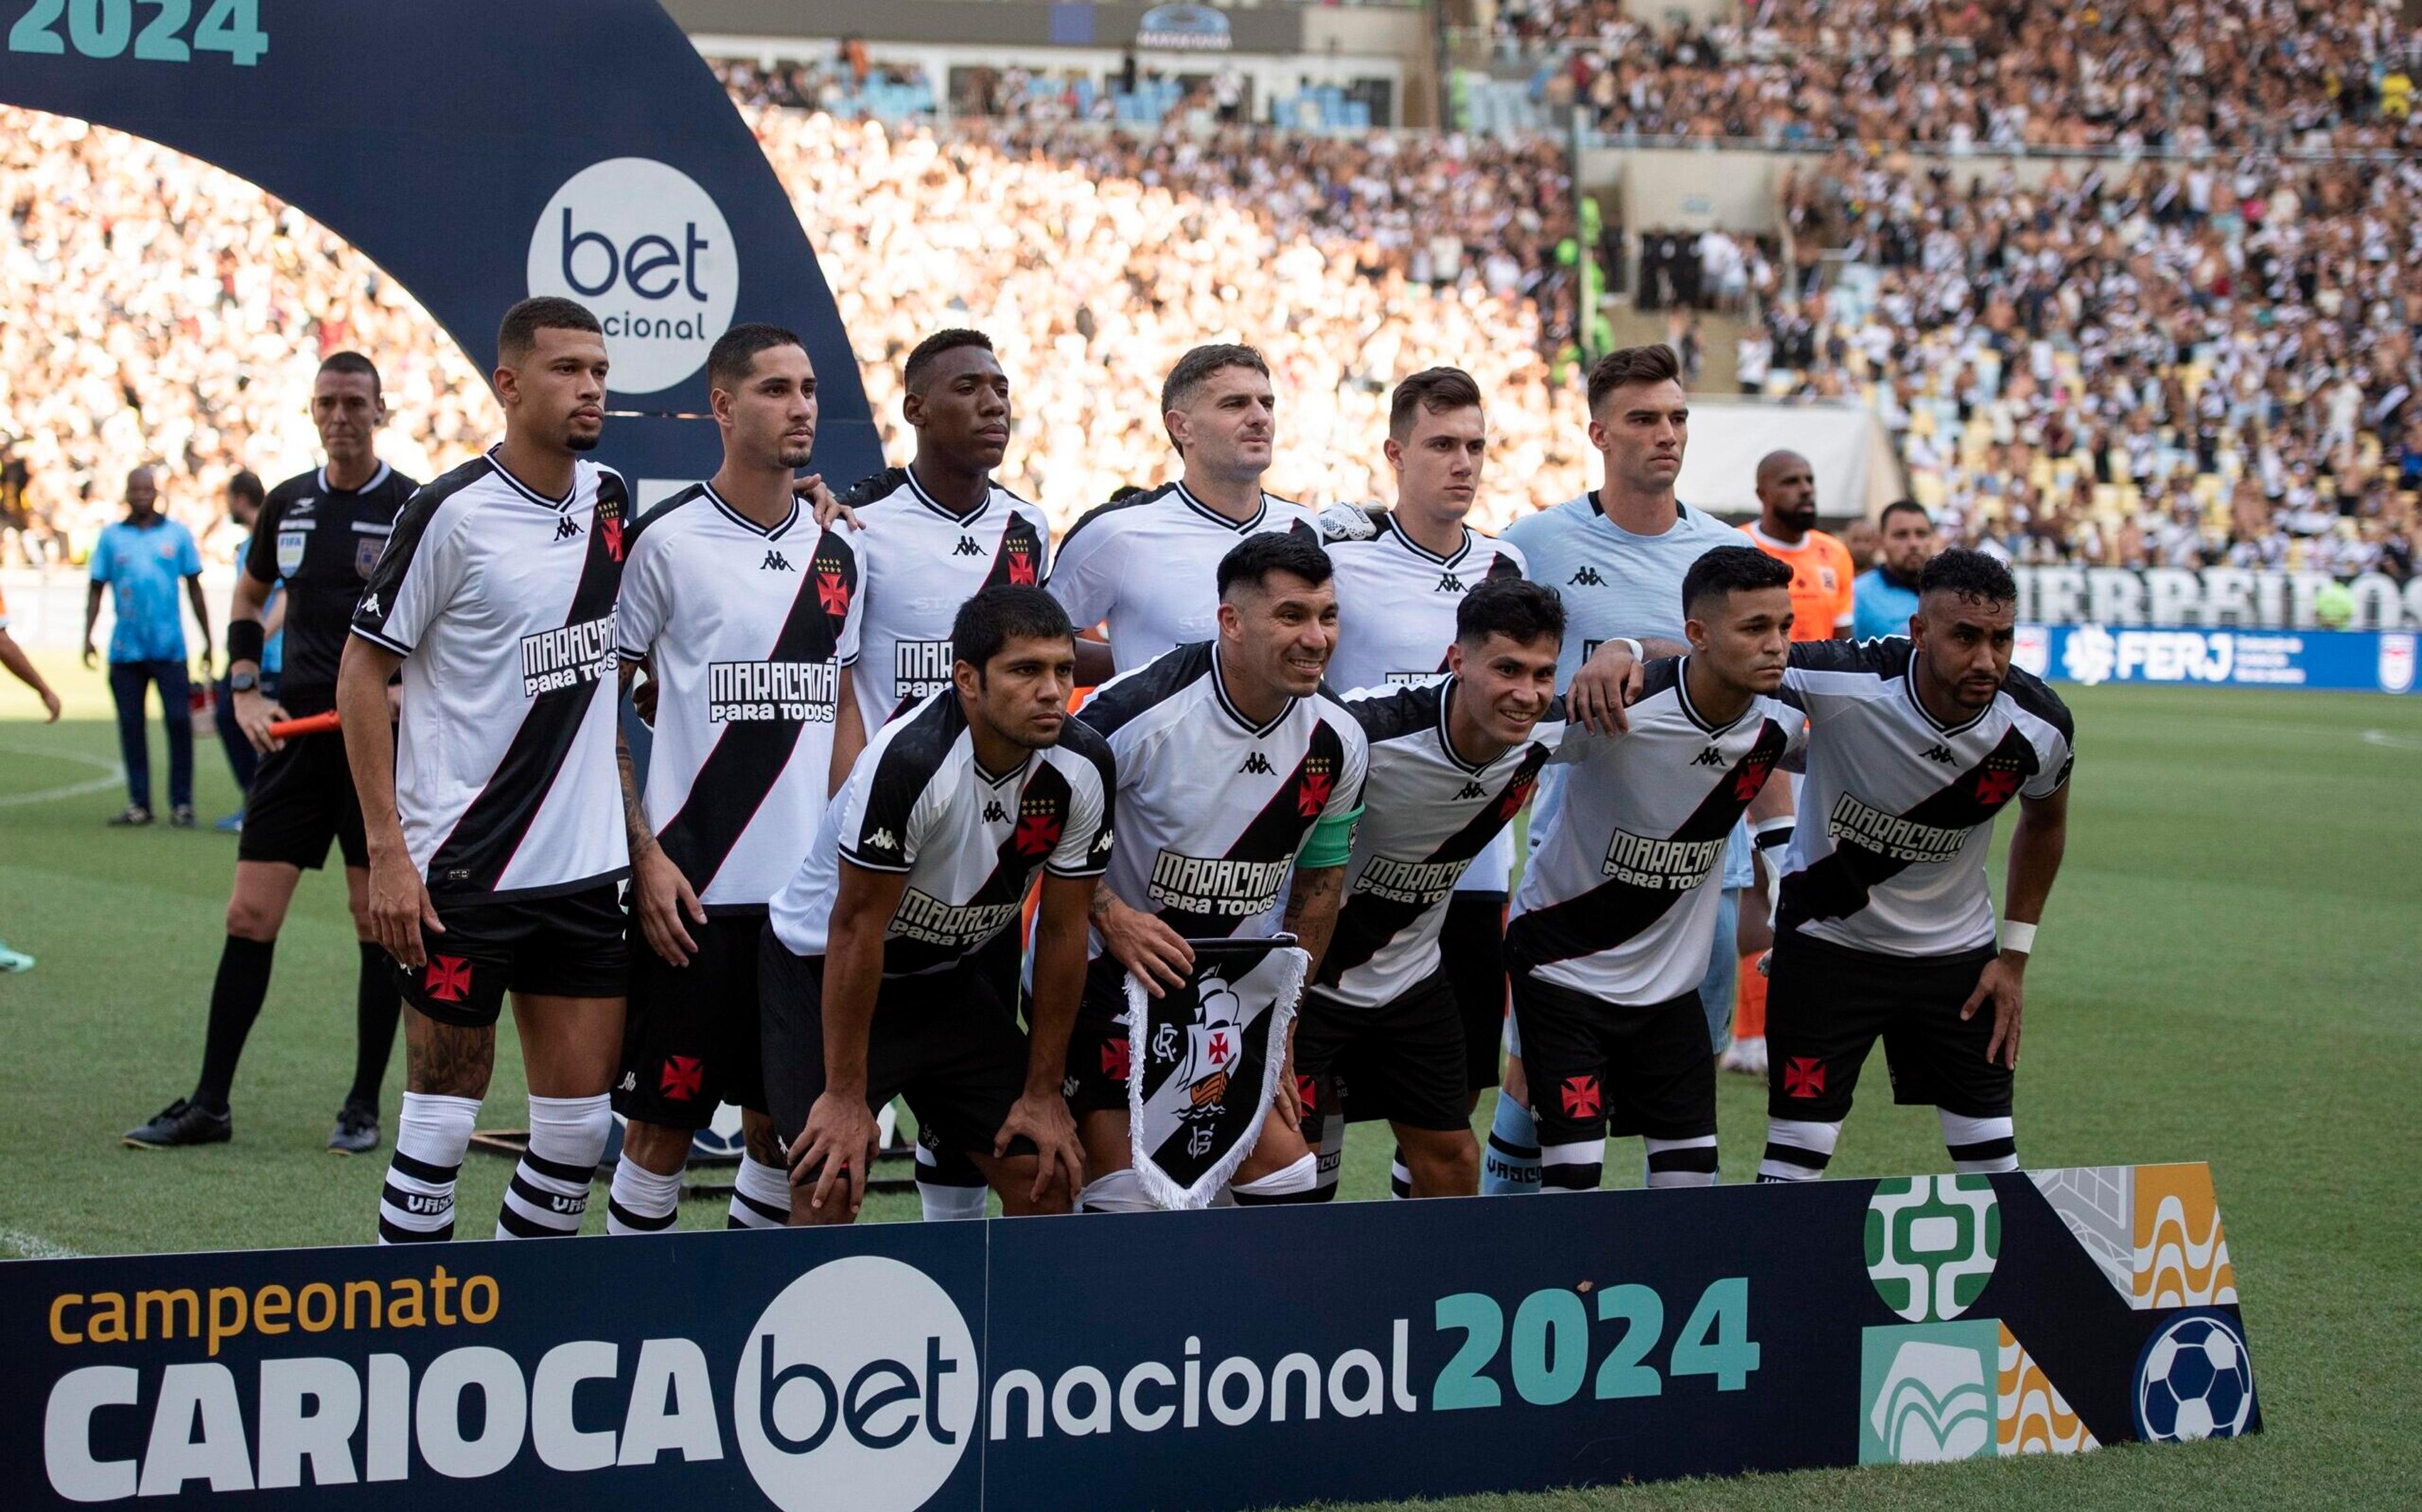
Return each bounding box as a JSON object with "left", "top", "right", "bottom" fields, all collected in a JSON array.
[{"left": 5, "top": 1162, "right": 2257, "bottom": 1508}]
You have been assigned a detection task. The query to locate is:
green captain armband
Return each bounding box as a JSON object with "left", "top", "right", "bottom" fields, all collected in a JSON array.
[{"left": 1299, "top": 805, "right": 1363, "bottom": 869}]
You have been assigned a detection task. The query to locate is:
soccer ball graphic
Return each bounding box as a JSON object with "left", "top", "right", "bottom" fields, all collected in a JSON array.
[{"left": 2134, "top": 1313, "right": 2255, "bottom": 1443}]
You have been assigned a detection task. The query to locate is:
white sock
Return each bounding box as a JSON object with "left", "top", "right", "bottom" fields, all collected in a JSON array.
[
  {"left": 727, "top": 1154, "right": 790, "bottom": 1230},
  {"left": 379, "top": 1092, "right": 479, "bottom": 1244},
  {"left": 1940, "top": 1110, "right": 2019, "bottom": 1174},
  {"left": 1644, "top": 1134, "right": 1719, "bottom": 1188},
  {"left": 1388, "top": 1148, "right": 1413, "bottom": 1199},
  {"left": 915, "top": 1142, "right": 990, "bottom": 1221},
  {"left": 1078, "top": 1168, "right": 1157, "bottom": 1213},
  {"left": 605, "top": 1154, "right": 682, "bottom": 1235},
  {"left": 1231, "top": 1152, "right": 1321, "bottom": 1205},
  {"left": 1540, "top": 1139, "right": 1603, "bottom": 1192},
  {"left": 1758, "top": 1117, "right": 1840, "bottom": 1183},
  {"left": 496, "top": 1093, "right": 609, "bottom": 1238}
]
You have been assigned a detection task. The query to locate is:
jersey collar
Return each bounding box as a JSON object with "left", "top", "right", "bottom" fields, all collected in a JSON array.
[
  {"left": 1175, "top": 481, "right": 1267, "bottom": 534},
  {"left": 1903, "top": 649, "right": 1991, "bottom": 736},
  {"left": 1674, "top": 657, "right": 1755, "bottom": 735},
  {"left": 1384, "top": 512, "right": 1471, "bottom": 569},
  {"left": 484, "top": 446, "right": 575, "bottom": 511},
  {"left": 317, "top": 462, "right": 391, "bottom": 497},
  {"left": 1745, "top": 521, "right": 1811, "bottom": 554},
  {"left": 1433, "top": 676, "right": 1489, "bottom": 773},
  {"left": 904, "top": 466, "right": 992, "bottom": 526},
  {"left": 1209, "top": 644, "right": 1294, "bottom": 738},
  {"left": 701, "top": 482, "right": 800, "bottom": 540}
]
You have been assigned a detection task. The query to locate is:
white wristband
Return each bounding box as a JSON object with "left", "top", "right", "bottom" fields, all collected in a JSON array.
[
  {"left": 2000, "top": 921, "right": 2037, "bottom": 955},
  {"left": 1613, "top": 637, "right": 1644, "bottom": 662}
]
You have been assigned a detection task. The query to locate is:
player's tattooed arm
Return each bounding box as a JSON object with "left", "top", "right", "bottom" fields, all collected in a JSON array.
[{"left": 1283, "top": 864, "right": 1347, "bottom": 979}]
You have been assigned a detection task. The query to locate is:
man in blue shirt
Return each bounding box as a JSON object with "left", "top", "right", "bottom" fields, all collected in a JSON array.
[
  {"left": 1852, "top": 500, "right": 1936, "bottom": 641},
  {"left": 83, "top": 467, "right": 212, "bottom": 827}
]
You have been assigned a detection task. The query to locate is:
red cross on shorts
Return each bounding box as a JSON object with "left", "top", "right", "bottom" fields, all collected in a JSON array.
[
  {"left": 1006, "top": 549, "right": 1036, "bottom": 586},
  {"left": 1783, "top": 1057, "right": 1827, "bottom": 1098},
  {"left": 816, "top": 572, "right": 851, "bottom": 615},
  {"left": 1734, "top": 759, "right": 1773, "bottom": 802},
  {"left": 1296, "top": 769, "right": 1333, "bottom": 818},
  {"left": 423, "top": 956, "right": 472, "bottom": 1004},
  {"left": 659, "top": 1055, "right": 704, "bottom": 1102},
  {"left": 1559, "top": 1074, "right": 1602, "bottom": 1119},
  {"left": 1015, "top": 813, "right": 1062, "bottom": 858},
  {"left": 1975, "top": 769, "right": 2021, "bottom": 805},
  {"left": 1101, "top": 1038, "right": 1131, "bottom": 1081}
]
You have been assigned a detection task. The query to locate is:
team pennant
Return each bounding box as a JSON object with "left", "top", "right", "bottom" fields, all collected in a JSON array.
[{"left": 1125, "top": 935, "right": 1309, "bottom": 1210}]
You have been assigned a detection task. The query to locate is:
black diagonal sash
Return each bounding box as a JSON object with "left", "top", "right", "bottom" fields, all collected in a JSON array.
[
  {"left": 425, "top": 480, "right": 626, "bottom": 894},
  {"left": 1151, "top": 722, "right": 1346, "bottom": 939},
  {"left": 1506, "top": 721, "right": 1788, "bottom": 969},
  {"left": 1777, "top": 726, "right": 2042, "bottom": 933},
  {"left": 879, "top": 762, "right": 1075, "bottom": 976},
  {"left": 657, "top": 531, "right": 859, "bottom": 893}
]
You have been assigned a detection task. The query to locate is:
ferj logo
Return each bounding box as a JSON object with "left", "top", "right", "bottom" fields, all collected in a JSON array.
[
  {"left": 527, "top": 158, "right": 737, "bottom": 394},
  {"left": 1864, "top": 1175, "right": 1999, "bottom": 1322}
]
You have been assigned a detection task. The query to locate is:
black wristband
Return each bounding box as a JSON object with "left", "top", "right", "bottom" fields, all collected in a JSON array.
[{"left": 228, "top": 619, "right": 266, "bottom": 666}]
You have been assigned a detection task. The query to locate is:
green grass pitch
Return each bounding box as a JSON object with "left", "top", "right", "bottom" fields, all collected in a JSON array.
[{"left": 3, "top": 653, "right": 2418, "bottom": 1507}]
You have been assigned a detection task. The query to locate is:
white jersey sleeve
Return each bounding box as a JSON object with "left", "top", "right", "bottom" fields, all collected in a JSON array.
[{"left": 351, "top": 487, "right": 466, "bottom": 656}]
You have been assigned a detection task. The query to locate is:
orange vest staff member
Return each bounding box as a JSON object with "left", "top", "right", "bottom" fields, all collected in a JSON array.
[{"left": 1740, "top": 449, "right": 1855, "bottom": 640}]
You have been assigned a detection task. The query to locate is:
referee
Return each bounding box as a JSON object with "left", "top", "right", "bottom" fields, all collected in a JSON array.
[{"left": 125, "top": 354, "right": 419, "bottom": 1154}]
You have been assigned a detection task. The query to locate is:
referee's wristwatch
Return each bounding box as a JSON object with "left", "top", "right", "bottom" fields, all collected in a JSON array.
[{"left": 229, "top": 670, "right": 260, "bottom": 695}]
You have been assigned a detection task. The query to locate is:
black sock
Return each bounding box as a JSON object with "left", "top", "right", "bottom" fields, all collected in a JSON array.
[
  {"left": 193, "top": 936, "right": 276, "bottom": 1113},
  {"left": 347, "top": 941, "right": 402, "bottom": 1110}
]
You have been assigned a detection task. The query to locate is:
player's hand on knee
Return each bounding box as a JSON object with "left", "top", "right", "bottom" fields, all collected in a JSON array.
[
  {"left": 795, "top": 474, "right": 859, "bottom": 532},
  {"left": 997, "top": 1091, "right": 1086, "bottom": 1204},
  {"left": 793, "top": 1093, "right": 879, "bottom": 1218},
  {"left": 233, "top": 689, "right": 289, "bottom": 754},
  {"left": 632, "top": 845, "right": 704, "bottom": 966},
  {"left": 1960, "top": 957, "right": 2025, "bottom": 1069},
  {"left": 369, "top": 853, "right": 440, "bottom": 968},
  {"left": 1100, "top": 900, "right": 1193, "bottom": 997}
]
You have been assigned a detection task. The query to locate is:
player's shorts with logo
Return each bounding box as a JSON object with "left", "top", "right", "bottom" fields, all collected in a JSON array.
[
  {"left": 396, "top": 884, "right": 630, "bottom": 1026},
  {"left": 1063, "top": 957, "right": 1140, "bottom": 1117},
  {"left": 1508, "top": 968, "right": 1716, "bottom": 1147},
  {"left": 612, "top": 911, "right": 769, "bottom": 1128},
  {"left": 235, "top": 726, "right": 369, "bottom": 870},
  {"left": 758, "top": 931, "right": 1035, "bottom": 1162},
  {"left": 1763, "top": 931, "right": 2007, "bottom": 1122},
  {"left": 1440, "top": 890, "right": 1508, "bottom": 1093},
  {"left": 1297, "top": 968, "right": 1471, "bottom": 1142}
]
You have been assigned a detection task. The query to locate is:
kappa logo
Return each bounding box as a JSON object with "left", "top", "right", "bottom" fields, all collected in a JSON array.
[
  {"left": 660, "top": 1055, "right": 705, "bottom": 1102},
  {"left": 1692, "top": 745, "right": 1726, "bottom": 767},
  {"left": 1567, "top": 566, "right": 1607, "bottom": 587},
  {"left": 1238, "top": 752, "right": 1274, "bottom": 776},
  {"left": 423, "top": 956, "right": 473, "bottom": 1004},
  {"left": 1453, "top": 781, "right": 1487, "bottom": 801},
  {"left": 863, "top": 828, "right": 899, "bottom": 854},
  {"left": 1921, "top": 743, "right": 1957, "bottom": 764},
  {"left": 360, "top": 592, "right": 383, "bottom": 618},
  {"left": 762, "top": 550, "right": 795, "bottom": 572},
  {"left": 1436, "top": 572, "right": 1465, "bottom": 593},
  {"left": 554, "top": 516, "right": 582, "bottom": 542},
  {"left": 983, "top": 800, "right": 1009, "bottom": 824},
  {"left": 952, "top": 536, "right": 983, "bottom": 557}
]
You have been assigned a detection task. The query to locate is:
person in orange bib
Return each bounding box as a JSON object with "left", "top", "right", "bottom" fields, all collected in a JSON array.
[{"left": 1740, "top": 450, "right": 1856, "bottom": 642}]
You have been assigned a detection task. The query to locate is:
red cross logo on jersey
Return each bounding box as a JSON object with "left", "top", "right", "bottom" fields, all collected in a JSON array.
[
  {"left": 1101, "top": 1038, "right": 1131, "bottom": 1081},
  {"left": 659, "top": 1055, "right": 704, "bottom": 1102},
  {"left": 599, "top": 513, "right": 624, "bottom": 562},
  {"left": 816, "top": 572, "right": 851, "bottom": 615},
  {"left": 1005, "top": 549, "right": 1036, "bottom": 586},
  {"left": 1014, "top": 813, "right": 1062, "bottom": 859},
  {"left": 1734, "top": 759, "right": 1774, "bottom": 803},
  {"left": 1783, "top": 1057, "right": 1827, "bottom": 1098},
  {"left": 1496, "top": 772, "right": 1538, "bottom": 822},
  {"left": 1297, "top": 769, "right": 1333, "bottom": 818},
  {"left": 1559, "top": 1075, "right": 1603, "bottom": 1119},
  {"left": 1975, "top": 769, "right": 2021, "bottom": 805},
  {"left": 423, "top": 956, "right": 472, "bottom": 1004}
]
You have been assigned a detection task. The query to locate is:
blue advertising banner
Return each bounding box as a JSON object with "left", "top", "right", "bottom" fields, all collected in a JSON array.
[
  {"left": 2018, "top": 624, "right": 2420, "bottom": 694},
  {"left": 3, "top": 1164, "right": 2257, "bottom": 1508}
]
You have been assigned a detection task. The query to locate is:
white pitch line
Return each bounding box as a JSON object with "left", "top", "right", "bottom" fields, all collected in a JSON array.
[
  {"left": 2361, "top": 728, "right": 2422, "bottom": 752},
  {"left": 0, "top": 741, "right": 125, "bottom": 809},
  {"left": 0, "top": 1225, "right": 81, "bottom": 1259}
]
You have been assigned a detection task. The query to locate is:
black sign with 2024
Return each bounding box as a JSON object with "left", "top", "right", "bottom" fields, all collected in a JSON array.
[{"left": 0, "top": 1163, "right": 2259, "bottom": 1508}]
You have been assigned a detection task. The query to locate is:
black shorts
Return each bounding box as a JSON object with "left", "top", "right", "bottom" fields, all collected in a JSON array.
[
  {"left": 758, "top": 933, "right": 1033, "bottom": 1163},
  {"left": 1296, "top": 970, "right": 1471, "bottom": 1142},
  {"left": 612, "top": 911, "right": 769, "bottom": 1129},
  {"left": 236, "top": 726, "right": 368, "bottom": 871},
  {"left": 1441, "top": 890, "right": 1507, "bottom": 1093},
  {"left": 1063, "top": 956, "right": 1137, "bottom": 1117},
  {"left": 1764, "top": 931, "right": 2008, "bottom": 1122},
  {"left": 1509, "top": 968, "right": 1715, "bottom": 1146},
  {"left": 397, "top": 885, "right": 630, "bottom": 1026}
]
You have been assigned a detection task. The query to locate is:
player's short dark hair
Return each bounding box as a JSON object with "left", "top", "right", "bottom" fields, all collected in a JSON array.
[
  {"left": 1586, "top": 344, "right": 1683, "bottom": 412},
  {"left": 225, "top": 469, "right": 266, "bottom": 509},
  {"left": 1682, "top": 545, "right": 1794, "bottom": 617},
  {"left": 1162, "top": 343, "right": 1270, "bottom": 418},
  {"left": 1918, "top": 547, "right": 2018, "bottom": 607},
  {"left": 706, "top": 322, "right": 806, "bottom": 392},
  {"left": 496, "top": 296, "right": 602, "bottom": 366},
  {"left": 954, "top": 586, "right": 1072, "bottom": 675},
  {"left": 904, "top": 329, "right": 995, "bottom": 394},
  {"left": 1389, "top": 367, "right": 1484, "bottom": 441},
  {"left": 1880, "top": 499, "right": 1931, "bottom": 528},
  {"left": 1107, "top": 484, "right": 1148, "bottom": 503},
  {"left": 1217, "top": 531, "right": 1333, "bottom": 600},
  {"left": 1456, "top": 578, "right": 1564, "bottom": 648},
  {"left": 317, "top": 350, "right": 382, "bottom": 401}
]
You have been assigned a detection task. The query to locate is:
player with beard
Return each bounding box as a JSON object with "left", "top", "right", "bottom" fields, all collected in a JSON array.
[
  {"left": 1740, "top": 450, "right": 1856, "bottom": 641},
  {"left": 1048, "top": 344, "right": 1322, "bottom": 680},
  {"left": 126, "top": 353, "right": 419, "bottom": 1154},
  {"left": 762, "top": 588, "right": 1110, "bottom": 1222},
  {"left": 344, "top": 298, "right": 630, "bottom": 1243},
  {"left": 1067, "top": 532, "right": 1369, "bottom": 1211},
  {"left": 601, "top": 325, "right": 869, "bottom": 1238}
]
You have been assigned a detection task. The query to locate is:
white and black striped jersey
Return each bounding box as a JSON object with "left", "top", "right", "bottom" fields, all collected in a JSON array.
[
  {"left": 1776, "top": 637, "right": 2075, "bottom": 958},
  {"left": 768, "top": 690, "right": 1114, "bottom": 974},
  {"left": 616, "top": 484, "right": 863, "bottom": 911},
  {"left": 1316, "top": 678, "right": 1564, "bottom": 1009},
  {"left": 834, "top": 465, "right": 1050, "bottom": 731},
  {"left": 1075, "top": 641, "right": 1369, "bottom": 949},
  {"left": 1321, "top": 505, "right": 1529, "bottom": 893},
  {"left": 351, "top": 449, "right": 629, "bottom": 900},
  {"left": 1046, "top": 482, "right": 1321, "bottom": 672},
  {"left": 1508, "top": 660, "right": 1805, "bottom": 1004}
]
